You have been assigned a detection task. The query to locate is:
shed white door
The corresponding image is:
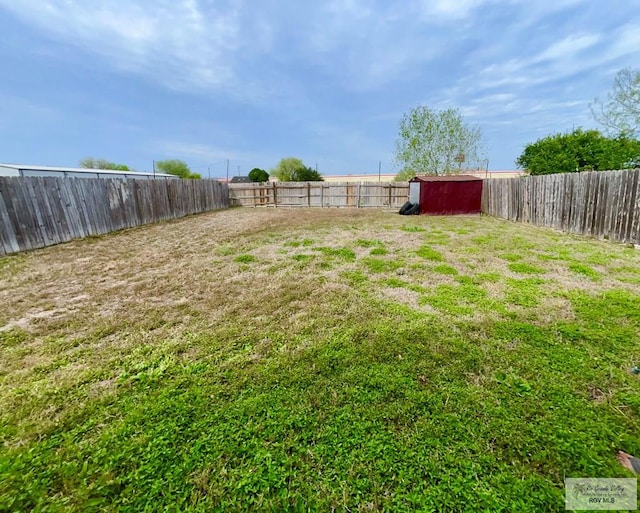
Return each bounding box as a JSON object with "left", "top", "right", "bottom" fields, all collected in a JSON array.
[{"left": 409, "top": 182, "right": 420, "bottom": 204}]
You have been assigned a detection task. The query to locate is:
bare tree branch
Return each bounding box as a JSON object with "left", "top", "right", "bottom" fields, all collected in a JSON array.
[{"left": 590, "top": 68, "right": 640, "bottom": 137}]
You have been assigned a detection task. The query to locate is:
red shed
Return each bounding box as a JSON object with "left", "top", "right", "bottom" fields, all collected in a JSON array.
[{"left": 409, "top": 175, "right": 483, "bottom": 215}]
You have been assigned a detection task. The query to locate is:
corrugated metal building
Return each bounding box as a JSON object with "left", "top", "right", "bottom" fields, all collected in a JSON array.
[
  {"left": 409, "top": 175, "right": 483, "bottom": 215},
  {"left": 0, "top": 164, "right": 177, "bottom": 180}
]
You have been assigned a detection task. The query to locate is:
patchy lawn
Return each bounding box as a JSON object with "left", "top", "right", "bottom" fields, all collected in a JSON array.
[{"left": 1, "top": 208, "right": 639, "bottom": 511}]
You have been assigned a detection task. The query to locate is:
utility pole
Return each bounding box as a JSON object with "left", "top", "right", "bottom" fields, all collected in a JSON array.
[
  {"left": 153, "top": 160, "right": 156, "bottom": 178},
  {"left": 226, "top": 159, "right": 229, "bottom": 183},
  {"left": 378, "top": 161, "right": 381, "bottom": 183},
  {"left": 208, "top": 166, "right": 210, "bottom": 180}
]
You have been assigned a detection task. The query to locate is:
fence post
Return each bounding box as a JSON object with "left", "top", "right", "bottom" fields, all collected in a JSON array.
[
  {"left": 307, "top": 182, "right": 311, "bottom": 207},
  {"left": 357, "top": 184, "right": 361, "bottom": 208},
  {"left": 272, "top": 182, "right": 277, "bottom": 207}
]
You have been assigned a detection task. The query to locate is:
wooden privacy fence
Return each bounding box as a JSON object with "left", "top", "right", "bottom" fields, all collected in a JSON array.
[
  {"left": 482, "top": 169, "right": 640, "bottom": 244},
  {"left": 0, "top": 177, "right": 229, "bottom": 255},
  {"left": 229, "top": 181, "right": 410, "bottom": 208}
]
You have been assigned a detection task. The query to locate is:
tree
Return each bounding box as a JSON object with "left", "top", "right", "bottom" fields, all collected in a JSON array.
[
  {"left": 394, "top": 106, "right": 485, "bottom": 180},
  {"left": 155, "top": 159, "right": 201, "bottom": 179},
  {"left": 516, "top": 129, "right": 640, "bottom": 175},
  {"left": 270, "top": 157, "right": 305, "bottom": 181},
  {"left": 591, "top": 68, "right": 640, "bottom": 137},
  {"left": 270, "top": 158, "right": 324, "bottom": 181},
  {"left": 271, "top": 157, "right": 305, "bottom": 181},
  {"left": 80, "top": 157, "right": 130, "bottom": 171},
  {"left": 292, "top": 167, "right": 324, "bottom": 181},
  {"left": 248, "top": 168, "right": 269, "bottom": 182}
]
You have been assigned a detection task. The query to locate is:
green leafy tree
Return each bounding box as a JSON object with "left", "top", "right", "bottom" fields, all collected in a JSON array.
[
  {"left": 591, "top": 68, "right": 640, "bottom": 137},
  {"left": 270, "top": 157, "right": 306, "bottom": 181},
  {"left": 248, "top": 168, "right": 269, "bottom": 182},
  {"left": 270, "top": 158, "right": 324, "bottom": 181},
  {"left": 394, "top": 106, "right": 485, "bottom": 180},
  {"left": 80, "top": 157, "right": 130, "bottom": 171},
  {"left": 516, "top": 129, "right": 640, "bottom": 175},
  {"left": 155, "top": 159, "right": 201, "bottom": 179},
  {"left": 292, "top": 167, "right": 324, "bottom": 181}
]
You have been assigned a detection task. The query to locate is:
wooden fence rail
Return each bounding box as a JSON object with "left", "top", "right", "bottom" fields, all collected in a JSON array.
[
  {"left": 482, "top": 169, "right": 640, "bottom": 244},
  {"left": 0, "top": 177, "right": 229, "bottom": 255},
  {"left": 229, "top": 181, "right": 410, "bottom": 208}
]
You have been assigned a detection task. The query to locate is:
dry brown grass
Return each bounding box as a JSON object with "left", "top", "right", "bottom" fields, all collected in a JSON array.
[
  {"left": 2, "top": 207, "right": 639, "bottom": 349},
  {"left": 2, "top": 207, "right": 640, "bottom": 439}
]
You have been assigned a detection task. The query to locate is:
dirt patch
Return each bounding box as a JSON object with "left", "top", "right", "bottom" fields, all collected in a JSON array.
[
  {"left": 587, "top": 385, "right": 610, "bottom": 404},
  {"left": 379, "top": 287, "right": 421, "bottom": 310},
  {"left": 0, "top": 308, "right": 70, "bottom": 332}
]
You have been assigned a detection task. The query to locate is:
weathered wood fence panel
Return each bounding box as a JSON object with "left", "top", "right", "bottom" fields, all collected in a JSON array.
[
  {"left": 482, "top": 169, "right": 640, "bottom": 244},
  {"left": 229, "top": 182, "right": 409, "bottom": 209},
  {"left": 0, "top": 177, "right": 229, "bottom": 255}
]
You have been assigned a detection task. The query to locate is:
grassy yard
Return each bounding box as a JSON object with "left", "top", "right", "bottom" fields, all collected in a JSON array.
[{"left": 1, "top": 208, "right": 639, "bottom": 511}]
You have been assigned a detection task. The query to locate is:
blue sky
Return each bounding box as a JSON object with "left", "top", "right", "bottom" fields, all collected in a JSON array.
[{"left": 0, "top": 1, "right": 638, "bottom": 178}]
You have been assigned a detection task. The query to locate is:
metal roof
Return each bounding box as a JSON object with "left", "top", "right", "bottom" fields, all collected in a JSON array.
[{"left": 0, "top": 163, "right": 175, "bottom": 178}]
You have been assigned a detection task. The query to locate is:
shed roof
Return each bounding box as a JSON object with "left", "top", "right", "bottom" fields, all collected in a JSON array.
[{"left": 410, "top": 174, "right": 483, "bottom": 182}]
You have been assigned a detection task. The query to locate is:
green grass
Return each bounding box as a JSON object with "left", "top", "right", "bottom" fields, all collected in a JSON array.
[
  {"left": 312, "top": 246, "right": 357, "bottom": 262},
  {"left": 419, "top": 281, "right": 490, "bottom": 315},
  {"left": 382, "top": 277, "right": 427, "bottom": 294},
  {"left": 416, "top": 245, "right": 444, "bottom": 262},
  {"left": 1, "top": 209, "right": 640, "bottom": 511},
  {"left": 342, "top": 270, "right": 369, "bottom": 285},
  {"left": 433, "top": 264, "right": 458, "bottom": 275},
  {"left": 508, "top": 262, "right": 545, "bottom": 274},
  {"left": 568, "top": 262, "right": 601, "bottom": 280},
  {"left": 355, "top": 238, "right": 384, "bottom": 248},
  {"left": 284, "top": 239, "right": 314, "bottom": 248},
  {"left": 502, "top": 253, "right": 523, "bottom": 262},
  {"left": 400, "top": 225, "right": 425, "bottom": 232},
  {"left": 234, "top": 254, "right": 257, "bottom": 263},
  {"left": 291, "top": 254, "right": 314, "bottom": 263},
  {"left": 423, "top": 232, "right": 451, "bottom": 244},
  {"left": 504, "top": 277, "right": 545, "bottom": 308},
  {"left": 361, "top": 257, "right": 403, "bottom": 273}
]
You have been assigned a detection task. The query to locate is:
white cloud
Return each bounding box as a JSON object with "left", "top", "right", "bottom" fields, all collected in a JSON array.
[
  {"left": 298, "top": 1, "right": 442, "bottom": 90},
  {"left": 0, "top": 0, "right": 626, "bottom": 102},
  {"left": 416, "top": 0, "right": 491, "bottom": 20},
  {"left": 601, "top": 23, "right": 640, "bottom": 64},
  {"left": 535, "top": 33, "right": 601, "bottom": 62},
  {"left": 6, "top": 0, "right": 608, "bottom": 100},
  {"left": 463, "top": 27, "right": 629, "bottom": 92},
  {"left": 0, "top": 0, "right": 246, "bottom": 93},
  {"left": 0, "top": 0, "right": 444, "bottom": 96}
]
